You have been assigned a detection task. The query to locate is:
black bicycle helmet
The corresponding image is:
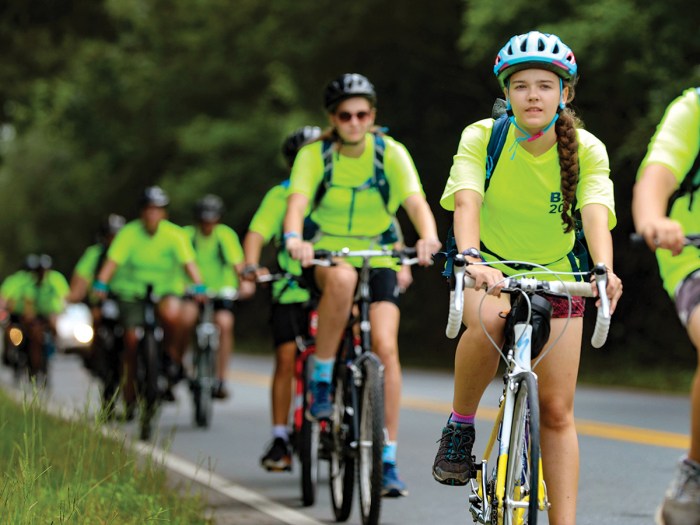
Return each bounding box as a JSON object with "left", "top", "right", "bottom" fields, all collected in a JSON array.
[
  {"left": 99, "top": 213, "right": 126, "bottom": 237},
  {"left": 281, "top": 126, "right": 322, "bottom": 168},
  {"left": 323, "top": 73, "right": 377, "bottom": 112},
  {"left": 194, "top": 194, "right": 225, "bottom": 222},
  {"left": 139, "top": 185, "right": 170, "bottom": 208}
]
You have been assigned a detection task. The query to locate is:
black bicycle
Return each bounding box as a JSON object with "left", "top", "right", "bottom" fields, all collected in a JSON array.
[
  {"left": 313, "top": 247, "right": 421, "bottom": 525},
  {"left": 189, "top": 291, "right": 230, "bottom": 429},
  {"left": 91, "top": 294, "right": 124, "bottom": 416},
  {"left": 135, "top": 284, "right": 164, "bottom": 441}
]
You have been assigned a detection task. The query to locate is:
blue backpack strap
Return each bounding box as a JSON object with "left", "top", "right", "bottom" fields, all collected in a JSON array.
[{"left": 484, "top": 113, "right": 510, "bottom": 191}]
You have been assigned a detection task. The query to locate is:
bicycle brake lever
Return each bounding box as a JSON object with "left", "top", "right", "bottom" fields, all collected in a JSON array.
[{"left": 592, "top": 263, "right": 610, "bottom": 319}]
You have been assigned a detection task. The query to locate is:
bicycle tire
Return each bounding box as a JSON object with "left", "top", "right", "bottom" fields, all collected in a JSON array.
[
  {"left": 357, "top": 356, "right": 384, "bottom": 525},
  {"left": 138, "top": 331, "right": 159, "bottom": 441},
  {"left": 193, "top": 344, "right": 214, "bottom": 428},
  {"left": 502, "top": 372, "right": 540, "bottom": 525},
  {"left": 299, "top": 410, "right": 320, "bottom": 506},
  {"left": 329, "top": 362, "right": 355, "bottom": 522},
  {"left": 299, "top": 356, "right": 319, "bottom": 506}
]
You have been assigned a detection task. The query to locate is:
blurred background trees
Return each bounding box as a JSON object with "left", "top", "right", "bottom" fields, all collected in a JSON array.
[{"left": 1, "top": 0, "right": 699, "bottom": 373}]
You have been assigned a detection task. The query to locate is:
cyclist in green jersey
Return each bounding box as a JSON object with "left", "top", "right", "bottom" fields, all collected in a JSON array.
[
  {"left": 93, "top": 186, "right": 205, "bottom": 415},
  {"left": 180, "top": 194, "right": 253, "bottom": 400},
  {"left": 68, "top": 214, "right": 126, "bottom": 410},
  {"left": 16, "top": 254, "right": 69, "bottom": 377},
  {"left": 633, "top": 87, "right": 700, "bottom": 525},
  {"left": 431, "top": 32, "right": 622, "bottom": 524},
  {"left": 284, "top": 74, "right": 441, "bottom": 497},
  {"left": 243, "top": 125, "right": 320, "bottom": 471},
  {"left": 68, "top": 214, "right": 126, "bottom": 304}
]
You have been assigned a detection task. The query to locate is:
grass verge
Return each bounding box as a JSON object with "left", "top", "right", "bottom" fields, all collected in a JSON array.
[{"left": 0, "top": 387, "right": 211, "bottom": 524}]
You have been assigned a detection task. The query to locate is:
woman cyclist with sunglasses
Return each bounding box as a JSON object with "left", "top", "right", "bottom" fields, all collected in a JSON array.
[
  {"left": 283, "top": 73, "right": 441, "bottom": 497},
  {"left": 431, "top": 32, "right": 622, "bottom": 524}
]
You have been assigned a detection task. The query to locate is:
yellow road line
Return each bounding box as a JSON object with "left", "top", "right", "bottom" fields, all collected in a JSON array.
[{"left": 231, "top": 370, "right": 690, "bottom": 450}]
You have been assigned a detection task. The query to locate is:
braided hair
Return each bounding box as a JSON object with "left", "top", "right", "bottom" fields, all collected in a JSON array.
[{"left": 554, "top": 86, "right": 582, "bottom": 234}]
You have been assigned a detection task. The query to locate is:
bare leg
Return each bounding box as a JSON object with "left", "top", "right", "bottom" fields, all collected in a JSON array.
[
  {"left": 685, "top": 307, "right": 700, "bottom": 462},
  {"left": 369, "top": 302, "right": 401, "bottom": 441},
  {"left": 312, "top": 264, "right": 357, "bottom": 359},
  {"left": 215, "top": 309, "right": 234, "bottom": 381},
  {"left": 272, "top": 341, "right": 296, "bottom": 426},
  {"left": 536, "top": 317, "right": 583, "bottom": 525}
]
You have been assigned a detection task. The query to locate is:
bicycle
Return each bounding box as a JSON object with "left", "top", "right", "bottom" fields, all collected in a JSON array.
[
  {"left": 135, "top": 283, "right": 165, "bottom": 441},
  {"left": 189, "top": 289, "right": 237, "bottom": 428},
  {"left": 256, "top": 271, "right": 320, "bottom": 507},
  {"left": 312, "top": 246, "right": 421, "bottom": 525},
  {"left": 91, "top": 294, "right": 124, "bottom": 416},
  {"left": 444, "top": 254, "right": 611, "bottom": 525}
]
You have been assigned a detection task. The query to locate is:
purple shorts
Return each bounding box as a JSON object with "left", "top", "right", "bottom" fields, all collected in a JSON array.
[{"left": 545, "top": 295, "right": 585, "bottom": 318}]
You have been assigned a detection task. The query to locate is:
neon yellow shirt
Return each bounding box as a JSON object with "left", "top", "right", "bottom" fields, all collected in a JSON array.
[
  {"left": 183, "top": 224, "right": 243, "bottom": 293},
  {"left": 1, "top": 271, "right": 33, "bottom": 314},
  {"left": 441, "top": 118, "right": 616, "bottom": 277},
  {"left": 637, "top": 88, "right": 700, "bottom": 297},
  {"left": 107, "top": 219, "right": 195, "bottom": 299},
  {"left": 248, "top": 183, "right": 310, "bottom": 304},
  {"left": 289, "top": 133, "right": 424, "bottom": 267},
  {"left": 18, "top": 270, "right": 69, "bottom": 316},
  {"left": 74, "top": 243, "right": 128, "bottom": 287}
]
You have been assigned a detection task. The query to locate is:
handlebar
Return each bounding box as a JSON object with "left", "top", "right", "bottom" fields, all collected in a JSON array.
[
  {"left": 630, "top": 232, "right": 700, "bottom": 248},
  {"left": 445, "top": 255, "right": 611, "bottom": 349},
  {"left": 310, "top": 247, "right": 421, "bottom": 267}
]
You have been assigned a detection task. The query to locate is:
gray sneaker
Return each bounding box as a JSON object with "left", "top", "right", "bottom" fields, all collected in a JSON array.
[
  {"left": 432, "top": 421, "right": 477, "bottom": 486},
  {"left": 656, "top": 458, "right": 700, "bottom": 525}
]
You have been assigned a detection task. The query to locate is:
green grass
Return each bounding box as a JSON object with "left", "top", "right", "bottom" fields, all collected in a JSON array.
[{"left": 0, "top": 388, "right": 211, "bottom": 525}]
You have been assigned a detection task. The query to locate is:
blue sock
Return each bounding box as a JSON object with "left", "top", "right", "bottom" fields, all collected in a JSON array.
[
  {"left": 312, "top": 357, "right": 334, "bottom": 383},
  {"left": 383, "top": 441, "right": 397, "bottom": 465},
  {"left": 448, "top": 410, "right": 475, "bottom": 425}
]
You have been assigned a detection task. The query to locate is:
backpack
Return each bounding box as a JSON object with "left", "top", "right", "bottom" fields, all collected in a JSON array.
[
  {"left": 304, "top": 133, "right": 397, "bottom": 244},
  {"left": 442, "top": 99, "right": 589, "bottom": 280},
  {"left": 667, "top": 87, "right": 700, "bottom": 214}
]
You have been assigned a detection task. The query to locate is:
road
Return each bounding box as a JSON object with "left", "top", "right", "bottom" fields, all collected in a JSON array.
[{"left": 1, "top": 351, "right": 690, "bottom": 524}]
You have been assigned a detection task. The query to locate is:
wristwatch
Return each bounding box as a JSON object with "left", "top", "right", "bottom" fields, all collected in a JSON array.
[{"left": 461, "top": 247, "right": 484, "bottom": 261}]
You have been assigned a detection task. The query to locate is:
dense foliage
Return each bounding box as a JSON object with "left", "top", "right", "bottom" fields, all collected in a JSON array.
[{"left": 1, "top": 0, "right": 699, "bottom": 369}]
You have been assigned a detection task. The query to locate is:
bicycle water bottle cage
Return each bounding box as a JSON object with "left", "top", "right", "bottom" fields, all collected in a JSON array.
[{"left": 504, "top": 294, "right": 553, "bottom": 358}]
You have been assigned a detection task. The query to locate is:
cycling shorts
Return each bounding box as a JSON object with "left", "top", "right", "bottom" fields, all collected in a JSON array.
[
  {"left": 546, "top": 295, "right": 585, "bottom": 319},
  {"left": 302, "top": 266, "right": 401, "bottom": 307},
  {"left": 270, "top": 302, "right": 309, "bottom": 347},
  {"left": 675, "top": 270, "right": 700, "bottom": 327}
]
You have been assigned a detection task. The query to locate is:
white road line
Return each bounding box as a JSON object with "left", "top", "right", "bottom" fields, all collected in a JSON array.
[{"left": 133, "top": 441, "right": 325, "bottom": 525}]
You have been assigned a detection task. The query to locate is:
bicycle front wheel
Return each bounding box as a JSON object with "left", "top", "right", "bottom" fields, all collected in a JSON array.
[
  {"left": 299, "top": 353, "right": 320, "bottom": 506},
  {"left": 193, "top": 344, "right": 215, "bottom": 428},
  {"left": 329, "top": 364, "right": 355, "bottom": 522},
  {"left": 502, "top": 372, "right": 540, "bottom": 525},
  {"left": 138, "top": 331, "right": 159, "bottom": 441},
  {"left": 357, "top": 356, "right": 384, "bottom": 525}
]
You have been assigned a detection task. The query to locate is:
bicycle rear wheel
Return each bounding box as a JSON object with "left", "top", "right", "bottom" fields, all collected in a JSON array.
[
  {"left": 503, "top": 372, "right": 540, "bottom": 525},
  {"left": 357, "top": 356, "right": 384, "bottom": 525},
  {"left": 329, "top": 363, "right": 355, "bottom": 522}
]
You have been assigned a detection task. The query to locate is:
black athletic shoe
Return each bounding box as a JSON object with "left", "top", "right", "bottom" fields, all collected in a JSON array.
[{"left": 432, "top": 421, "right": 477, "bottom": 486}]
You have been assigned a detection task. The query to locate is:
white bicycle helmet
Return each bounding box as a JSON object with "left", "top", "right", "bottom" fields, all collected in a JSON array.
[{"left": 494, "top": 31, "right": 577, "bottom": 88}]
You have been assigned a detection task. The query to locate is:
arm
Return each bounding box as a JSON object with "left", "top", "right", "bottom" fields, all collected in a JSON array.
[
  {"left": 95, "top": 259, "right": 118, "bottom": 287},
  {"left": 451, "top": 189, "right": 503, "bottom": 292},
  {"left": 401, "top": 193, "right": 441, "bottom": 265},
  {"left": 67, "top": 274, "right": 90, "bottom": 303},
  {"left": 581, "top": 203, "right": 623, "bottom": 313},
  {"left": 283, "top": 193, "right": 314, "bottom": 266},
  {"left": 632, "top": 163, "right": 685, "bottom": 255}
]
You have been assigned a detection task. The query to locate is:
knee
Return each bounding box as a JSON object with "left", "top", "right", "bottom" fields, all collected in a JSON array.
[
  {"left": 216, "top": 312, "right": 234, "bottom": 332},
  {"left": 324, "top": 269, "right": 357, "bottom": 298},
  {"left": 539, "top": 398, "right": 574, "bottom": 431}
]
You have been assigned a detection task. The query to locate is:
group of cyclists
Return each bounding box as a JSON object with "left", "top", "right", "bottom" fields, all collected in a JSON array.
[{"left": 0, "top": 28, "right": 698, "bottom": 525}]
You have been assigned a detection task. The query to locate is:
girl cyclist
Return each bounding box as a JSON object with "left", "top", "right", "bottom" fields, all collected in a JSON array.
[
  {"left": 431, "top": 31, "right": 622, "bottom": 524},
  {"left": 284, "top": 73, "right": 441, "bottom": 497}
]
